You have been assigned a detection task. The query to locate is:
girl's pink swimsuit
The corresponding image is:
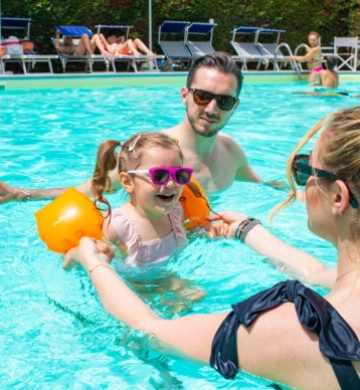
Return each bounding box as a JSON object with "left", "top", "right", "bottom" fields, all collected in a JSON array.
[{"left": 109, "top": 202, "right": 188, "bottom": 266}]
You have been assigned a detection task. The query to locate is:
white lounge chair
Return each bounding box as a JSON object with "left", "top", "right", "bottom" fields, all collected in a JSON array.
[
  {"left": 94, "top": 24, "right": 164, "bottom": 73},
  {"left": 1, "top": 17, "right": 58, "bottom": 74},
  {"left": 230, "top": 27, "right": 267, "bottom": 71},
  {"left": 333, "top": 37, "right": 358, "bottom": 71},
  {"left": 185, "top": 22, "right": 217, "bottom": 57},
  {"left": 254, "top": 29, "right": 296, "bottom": 71},
  {"left": 54, "top": 26, "right": 111, "bottom": 73}
]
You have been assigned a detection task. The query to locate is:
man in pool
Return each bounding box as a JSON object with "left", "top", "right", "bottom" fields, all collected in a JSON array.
[
  {"left": 162, "top": 52, "right": 264, "bottom": 193},
  {"left": 0, "top": 52, "right": 277, "bottom": 203}
]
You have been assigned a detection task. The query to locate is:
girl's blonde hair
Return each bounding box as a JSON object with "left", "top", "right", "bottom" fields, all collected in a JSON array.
[
  {"left": 270, "top": 107, "right": 360, "bottom": 230},
  {"left": 91, "top": 132, "right": 184, "bottom": 215}
]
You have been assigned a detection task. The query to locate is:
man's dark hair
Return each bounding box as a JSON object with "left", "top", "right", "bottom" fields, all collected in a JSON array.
[
  {"left": 326, "top": 55, "right": 338, "bottom": 71},
  {"left": 187, "top": 52, "right": 243, "bottom": 96}
]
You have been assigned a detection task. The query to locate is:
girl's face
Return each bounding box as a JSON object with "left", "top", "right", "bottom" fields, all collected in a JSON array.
[
  {"left": 308, "top": 34, "right": 318, "bottom": 47},
  {"left": 128, "top": 146, "right": 185, "bottom": 217}
]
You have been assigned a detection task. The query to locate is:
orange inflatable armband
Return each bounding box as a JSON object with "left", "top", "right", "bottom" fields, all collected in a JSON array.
[
  {"left": 35, "top": 187, "right": 104, "bottom": 253},
  {"left": 180, "top": 178, "right": 210, "bottom": 229}
]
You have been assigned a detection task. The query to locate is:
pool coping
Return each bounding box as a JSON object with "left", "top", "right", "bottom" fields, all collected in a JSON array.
[{"left": 1, "top": 70, "right": 360, "bottom": 90}]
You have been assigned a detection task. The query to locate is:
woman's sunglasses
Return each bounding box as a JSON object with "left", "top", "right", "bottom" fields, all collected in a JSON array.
[
  {"left": 189, "top": 88, "right": 238, "bottom": 111},
  {"left": 127, "top": 167, "right": 193, "bottom": 187},
  {"left": 292, "top": 154, "right": 358, "bottom": 208}
]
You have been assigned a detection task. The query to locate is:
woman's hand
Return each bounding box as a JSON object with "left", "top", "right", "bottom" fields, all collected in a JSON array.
[
  {"left": 206, "top": 211, "right": 250, "bottom": 238},
  {"left": 63, "top": 237, "right": 114, "bottom": 271}
]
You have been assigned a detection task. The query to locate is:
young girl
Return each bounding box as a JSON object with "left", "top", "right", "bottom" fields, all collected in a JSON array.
[
  {"left": 92, "top": 132, "right": 195, "bottom": 267},
  {"left": 290, "top": 31, "right": 323, "bottom": 85}
]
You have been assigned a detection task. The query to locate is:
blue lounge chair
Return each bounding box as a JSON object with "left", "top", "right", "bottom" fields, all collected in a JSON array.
[
  {"left": 184, "top": 22, "right": 217, "bottom": 57},
  {"left": 230, "top": 27, "right": 267, "bottom": 71},
  {"left": 54, "top": 26, "right": 111, "bottom": 73},
  {"left": 158, "top": 21, "right": 193, "bottom": 70}
]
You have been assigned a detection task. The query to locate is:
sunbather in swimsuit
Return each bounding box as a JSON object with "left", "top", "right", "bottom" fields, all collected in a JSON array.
[
  {"left": 67, "top": 44, "right": 76, "bottom": 55},
  {"left": 210, "top": 280, "right": 360, "bottom": 390}
]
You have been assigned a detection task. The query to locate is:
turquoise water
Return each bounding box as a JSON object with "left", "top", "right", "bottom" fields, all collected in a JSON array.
[{"left": 0, "top": 80, "right": 359, "bottom": 389}]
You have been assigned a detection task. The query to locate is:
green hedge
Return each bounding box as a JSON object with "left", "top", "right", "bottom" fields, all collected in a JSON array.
[{"left": 1, "top": 0, "right": 359, "bottom": 61}]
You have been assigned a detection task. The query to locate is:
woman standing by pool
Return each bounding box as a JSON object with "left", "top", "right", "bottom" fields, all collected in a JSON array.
[
  {"left": 65, "top": 106, "right": 360, "bottom": 390},
  {"left": 291, "top": 31, "right": 323, "bottom": 85}
]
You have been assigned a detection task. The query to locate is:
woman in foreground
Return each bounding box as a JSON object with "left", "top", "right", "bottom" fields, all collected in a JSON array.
[{"left": 65, "top": 106, "right": 360, "bottom": 389}]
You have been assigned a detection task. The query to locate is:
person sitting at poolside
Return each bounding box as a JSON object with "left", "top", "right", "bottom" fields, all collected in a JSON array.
[
  {"left": 293, "top": 56, "right": 343, "bottom": 96},
  {"left": 314, "top": 55, "right": 339, "bottom": 89},
  {"left": 97, "top": 33, "right": 155, "bottom": 56},
  {"left": 64, "top": 106, "right": 360, "bottom": 390},
  {"left": 290, "top": 31, "right": 323, "bottom": 85}
]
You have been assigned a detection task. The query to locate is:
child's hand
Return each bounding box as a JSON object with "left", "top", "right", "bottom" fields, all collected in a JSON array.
[
  {"left": 206, "top": 211, "right": 250, "bottom": 238},
  {"left": 205, "top": 221, "right": 229, "bottom": 238},
  {"left": 63, "top": 238, "right": 114, "bottom": 270}
]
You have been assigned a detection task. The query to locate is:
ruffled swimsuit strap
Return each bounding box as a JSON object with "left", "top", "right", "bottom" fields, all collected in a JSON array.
[
  {"left": 210, "top": 280, "right": 360, "bottom": 389},
  {"left": 168, "top": 202, "right": 188, "bottom": 247}
]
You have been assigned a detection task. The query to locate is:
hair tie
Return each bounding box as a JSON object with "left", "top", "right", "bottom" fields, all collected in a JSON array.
[{"left": 119, "top": 141, "right": 125, "bottom": 147}]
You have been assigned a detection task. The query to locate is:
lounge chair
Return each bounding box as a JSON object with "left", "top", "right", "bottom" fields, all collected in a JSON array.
[
  {"left": 94, "top": 24, "right": 164, "bottom": 73},
  {"left": 158, "top": 21, "right": 193, "bottom": 70},
  {"left": 333, "top": 37, "right": 358, "bottom": 71},
  {"left": 184, "top": 22, "right": 217, "bottom": 57},
  {"left": 254, "top": 28, "right": 296, "bottom": 71},
  {"left": 1, "top": 17, "right": 57, "bottom": 74},
  {"left": 54, "top": 25, "right": 111, "bottom": 73},
  {"left": 230, "top": 26, "right": 267, "bottom": 71}
]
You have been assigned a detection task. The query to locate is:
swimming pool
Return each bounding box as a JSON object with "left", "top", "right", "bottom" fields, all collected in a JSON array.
[{"left": 0, "top": 80, "right": 358, "bottom": 389}]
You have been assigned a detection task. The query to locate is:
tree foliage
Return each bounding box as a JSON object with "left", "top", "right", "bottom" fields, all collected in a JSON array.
[{"left": 0, "top": 0, "right": 356, "bottom": 58}]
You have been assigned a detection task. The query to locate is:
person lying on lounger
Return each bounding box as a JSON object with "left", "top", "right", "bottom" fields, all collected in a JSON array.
[
  {"left": 55, "top": 31, "right": 99, "bottom": 55},
  {"left": 97, "top": 33, "right": 155, "bottom": 56}
]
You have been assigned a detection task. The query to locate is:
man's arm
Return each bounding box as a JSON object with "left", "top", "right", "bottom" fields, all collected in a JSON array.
[{"left": 0, "top": 179, "right": 93, "bottom": 204}]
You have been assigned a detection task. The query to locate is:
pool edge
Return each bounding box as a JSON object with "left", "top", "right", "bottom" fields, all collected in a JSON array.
[{"left": 0, "top": 71, "right": 360, "bottom": 90}]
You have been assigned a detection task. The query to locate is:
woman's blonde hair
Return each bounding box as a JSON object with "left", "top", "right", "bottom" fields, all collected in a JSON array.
[
  {"left": 270, "top": 106, "right": 360, "bottom": 226},
  {"left": 91, "top": 132, "right": 184, "bottom": 215}
]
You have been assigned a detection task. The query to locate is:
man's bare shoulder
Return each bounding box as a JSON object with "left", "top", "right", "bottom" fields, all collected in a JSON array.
[
  {"left": 217, "top": 132, "right": 244, "bottom": 152},
  {"left": 161, "top": 125, "right": 181, "bottom": 137}
]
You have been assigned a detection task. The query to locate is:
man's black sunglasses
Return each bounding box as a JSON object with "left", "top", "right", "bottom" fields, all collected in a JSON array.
[
  {"left": 292, "top": 154, "right": 358, "bottom": 208},
  {"left": 189, "top": 88, "right": 238, "bottom": 111}
]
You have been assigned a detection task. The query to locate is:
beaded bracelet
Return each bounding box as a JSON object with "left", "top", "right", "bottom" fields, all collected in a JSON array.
[
  {"left": 19, "top": 187, "right": 31, "bottom": 202},
  {"left": 235, "top": 217, "right": 262, "bottom": 243},
  {"left": 88, "top": 263, "right": 114, "bottom": 278}
]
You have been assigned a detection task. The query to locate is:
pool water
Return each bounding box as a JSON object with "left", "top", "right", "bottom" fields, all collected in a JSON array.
[{"left": 0, "top": 80, "right": 358, "bottom": 389}]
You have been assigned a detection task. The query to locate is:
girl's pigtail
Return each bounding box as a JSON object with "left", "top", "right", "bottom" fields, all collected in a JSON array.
[{"left": 91, "top": 140, "right": 122, "bottom": 216}]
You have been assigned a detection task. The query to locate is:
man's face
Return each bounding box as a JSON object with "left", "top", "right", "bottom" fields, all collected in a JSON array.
[{"left": 182, "top": 67, "right": 239, "bottom": 138}]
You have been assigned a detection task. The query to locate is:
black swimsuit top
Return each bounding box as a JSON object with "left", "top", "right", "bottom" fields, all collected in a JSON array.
[{"left": 210, "top": 280, "right": 360, "bottom": 390}]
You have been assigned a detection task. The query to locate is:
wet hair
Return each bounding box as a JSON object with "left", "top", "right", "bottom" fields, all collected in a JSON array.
[
  {"left": 271, "top": 107, "right": 360, "bottom": 232},
  {"left": 187, "top": 52, "right": 243, "bottom": 96},
  {"left": 91, "top": 132, "right": 184, "bottom": 214},
  {"left": 326, "top": 55, "right": 338, "bottom": 71}
]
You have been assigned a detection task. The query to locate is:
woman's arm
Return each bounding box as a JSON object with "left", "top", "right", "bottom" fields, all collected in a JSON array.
[
  {"left": 290, "top": 47, "right": 321, "bottom": 63},
  {"left": 63, "top": 238, "right": 324, "bottom": 390},
  {"left": 63, "top": 238, "right": 226, "bottom": 362},
  {"left": 207, "top": 210, "right": 336, "bottom": 288}
]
